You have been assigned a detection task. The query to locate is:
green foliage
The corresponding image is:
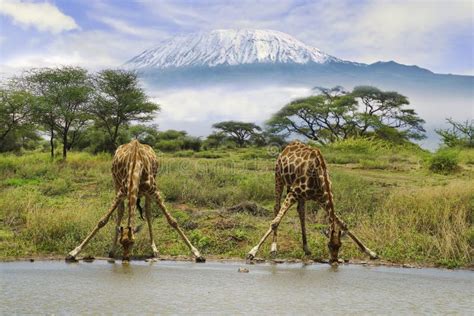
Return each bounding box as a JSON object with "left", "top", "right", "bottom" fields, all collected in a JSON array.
[
  {"left": 212, "top": 121, "right": 262, "bottom": 147},
  {"left": 25, "top": 66, "right": 93, "bottom": 159},
  {"left": 429, "top": 149, "right": 459, "bottom": 173},
  {"left": 156, "top": 139, "right": 182, "bottom": 152},
  {"left": 436, "top": 118, "right": 473, "bottom": 148},
  {"left": 0, "top": 87, "right": 37, "bottom": 152},
  {"left": 154, "top": 130, "right": 202, "bottom": 152},
  {"left": 89, "top": 69, "right": 160, "bottom": 152},
  {"left": 267, "top": 85, "right": 425, "bottom": 145},
  {"left": 0, "top": 149, "right": 472, "bottom": 266}
]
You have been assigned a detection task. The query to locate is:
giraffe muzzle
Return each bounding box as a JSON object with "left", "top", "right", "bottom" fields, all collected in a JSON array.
[{"left": 120, "top": 227, "right": 135, "bottom": 261}]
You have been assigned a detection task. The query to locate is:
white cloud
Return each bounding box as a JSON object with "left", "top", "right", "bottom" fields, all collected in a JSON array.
[
  {"left": 151, "top": 85, "right": 312, "bottom": 136},
  {"left": 0, "top": 0, "right": 79, "bottom": 34},
  {"left": 261, "top": 0, "right": 473, "bottom": 73},
  {"left": 1, "top": 30, "right": 156, "bottom": 72},
  {"left": 96, "top": 16, "right": 167, "bottom": 39},
  {"left": 137, "top": 0, "right": 472, "bottom": 74}
]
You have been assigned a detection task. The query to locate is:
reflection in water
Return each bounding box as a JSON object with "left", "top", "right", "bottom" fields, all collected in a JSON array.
[{"left": 1, "top": 261, "right": 472, "bottom": 315}]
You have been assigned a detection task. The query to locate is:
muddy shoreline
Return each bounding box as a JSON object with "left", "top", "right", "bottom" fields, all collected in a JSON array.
[{"left": 2, "top": 255, "right": 473, "bottom": 271}]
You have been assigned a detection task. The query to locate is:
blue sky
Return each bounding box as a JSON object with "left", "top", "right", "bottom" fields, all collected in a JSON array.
[{"left": 1, "top": 0, "right": 473, "bottom": 75}]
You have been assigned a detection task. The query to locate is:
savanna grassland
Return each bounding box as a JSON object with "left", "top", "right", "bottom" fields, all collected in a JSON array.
[{"left": 0, "top": 139, "right": 473, "bottom": 268}]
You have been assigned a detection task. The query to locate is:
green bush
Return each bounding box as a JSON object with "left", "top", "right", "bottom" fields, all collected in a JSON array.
[
  {"left": 429, "top": 150, "right": 459, "bottom": 173},
  {"left": 156, "top": 140, "right": 183, "bottom": 152}
]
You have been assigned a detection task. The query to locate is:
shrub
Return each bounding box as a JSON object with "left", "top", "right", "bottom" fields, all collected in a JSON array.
[
  {"left": 156, "top": 140, "right": 183, "bottom": 152},
  {"left": 429, "top": 150, "right": 459, "bottom": 173}
]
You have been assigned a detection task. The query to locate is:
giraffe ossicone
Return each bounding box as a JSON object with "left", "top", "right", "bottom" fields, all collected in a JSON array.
[{"left": 66, "top": 139, "right": 205, "bottom": 263}]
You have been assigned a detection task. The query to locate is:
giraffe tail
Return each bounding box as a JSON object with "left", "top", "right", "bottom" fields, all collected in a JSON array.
[{"left": 137, "top": 198, "right": 144, "bottom": 220}]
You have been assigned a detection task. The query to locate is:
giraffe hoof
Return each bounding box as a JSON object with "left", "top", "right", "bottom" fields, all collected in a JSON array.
[
  {"left": 195, "top": 256, "right": 206, "bottom": 263},
  {"left": 246, "top": 253, "right": 255, "bottom": 261},
  {"left": 65, "top": 255, "right": 78, "bottom": 262},
  {"left": 369, "top": 252, "right": 379, "bottom": 260}
]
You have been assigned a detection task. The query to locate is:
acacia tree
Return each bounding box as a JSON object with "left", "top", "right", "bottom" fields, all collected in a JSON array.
[
  {"left": 0, "top": 86, "right": 35, "bottom": 145},
  {"left": 212, "top": 121, "right": 261, "bottom": 147},
  {"left": 267, "top": 87, "right": 359, "bottom": 144},
  {"left": 267, "top": 86, "right": 425, "bottom": 144},
  {"left": 436, "top": 118, "right": 473, "bottom": 148},
  {"left": 351, "top": 86, "right": 425, "bottom": 140},
  {"left": 90, "top": 69, "right": 159, "bottom": 152},
  {"left": 25, "top": 67, "right": 92, "bottom": 159}
]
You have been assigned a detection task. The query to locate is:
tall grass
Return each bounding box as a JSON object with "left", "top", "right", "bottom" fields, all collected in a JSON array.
[{"left": 0, "top": 145, "right": 472, "bottom": 267}]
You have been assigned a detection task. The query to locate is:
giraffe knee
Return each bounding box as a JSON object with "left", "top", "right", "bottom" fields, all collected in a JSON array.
[
  {"left": 271, "top": 221, "right": 279, "bottom": 230},
  {"left": 98, "top": 218, "right": 108, "bottom": 228}
]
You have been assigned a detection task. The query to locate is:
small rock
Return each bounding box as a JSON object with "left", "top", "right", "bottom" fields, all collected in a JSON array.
[
  {"left": 29, "top": 258, "right": 34, "bottom": 262},
  {"left": 238, "top": 267, "right": 249, "bottom": 273}
]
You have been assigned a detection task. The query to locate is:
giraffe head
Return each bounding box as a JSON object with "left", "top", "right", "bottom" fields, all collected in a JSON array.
[
  {"left": 327, "top": 224, "right": 342, "bottom": 264},
  {"left": 119, "top": 226, "right": 142, "bottom": 261}
]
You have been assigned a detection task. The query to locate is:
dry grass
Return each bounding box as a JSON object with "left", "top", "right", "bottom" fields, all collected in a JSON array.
[{"left": 0, "top": 146, "right": 472, "bottom": 268}]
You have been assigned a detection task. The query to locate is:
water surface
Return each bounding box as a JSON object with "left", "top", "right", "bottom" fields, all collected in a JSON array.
[{"left": 1, "top": 260, "right": 472, "bottom": 315}]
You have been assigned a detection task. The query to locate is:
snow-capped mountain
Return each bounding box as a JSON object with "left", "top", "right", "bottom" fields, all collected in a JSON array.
[
  {"left": 124, "top": 28, "right": 472, "bottom": 101},
  {"left": 126, "top": 29, "right": 345, "bottom": 69}
]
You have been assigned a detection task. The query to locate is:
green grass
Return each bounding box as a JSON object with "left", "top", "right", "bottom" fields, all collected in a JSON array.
[{"left": 0, "top": 142, "right": 472, "bottom": 268}]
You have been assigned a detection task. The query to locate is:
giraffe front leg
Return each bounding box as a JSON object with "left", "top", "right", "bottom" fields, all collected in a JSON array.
[
  {"left": 108, "top": 201, "right": 124, "bottom": 258},
  {"left": 66, "top": 193, "right": 124, "bottom": 261},
  {"left": 152, "top": 190, "right": 205, "bottom": 262},
  {"left": 333, "top": 216, "right": 378, "bottom": 260},
  {"left": 247, "top": 193, "right": 296, "bottom": 261},
  {"left": 145, "top": 195, "right": 159, "bottom": 258}
]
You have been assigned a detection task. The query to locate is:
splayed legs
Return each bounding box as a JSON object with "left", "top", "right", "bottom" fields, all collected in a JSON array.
[
  {"left": 335, "top": 216, "right": 378, "bottom": 260},
  {"left": 247, "top": 193, "right": 296, "bottom": 260},
  {"left": 152, "top": 190, "right": 205, "bottom": 262},
  {"left": 271, "top": 177, "right": 284, "bottom": 256},
  {"left": 108, "top": 201, "right": 124, "bottom": 258},
  {"left": 145, "top": 196, "right": 159, "bottom": 257},
  {"left": 66, "top": 192, "right": 124, "bottom": 261}
]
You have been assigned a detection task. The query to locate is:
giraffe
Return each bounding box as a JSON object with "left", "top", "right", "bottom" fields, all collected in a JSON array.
[
  {"left": 247, "top": 140, "right": 377, "bottom": 264},
  {"left": 66, "top": 139, "right": 205, "bottom": 262}
]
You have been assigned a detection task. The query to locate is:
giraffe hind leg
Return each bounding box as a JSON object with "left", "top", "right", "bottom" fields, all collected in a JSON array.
[{"left": 297, "top": 200, "right": 311, "bottom": 256}]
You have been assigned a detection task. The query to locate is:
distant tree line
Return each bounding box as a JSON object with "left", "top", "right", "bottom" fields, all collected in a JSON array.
[
  {"left": 1, "top": 67, "right": 159, "bottom": 158},
  {"left": 1, "top": 66, "right": 470, "bottom": 156}
]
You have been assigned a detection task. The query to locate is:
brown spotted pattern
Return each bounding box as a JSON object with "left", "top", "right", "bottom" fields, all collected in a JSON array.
[
  {"left": 248, "top": 140, "right": 378, "bottom": 263},
  {"left": 66, "top": 140, "right": 205, "bottom": 262}
]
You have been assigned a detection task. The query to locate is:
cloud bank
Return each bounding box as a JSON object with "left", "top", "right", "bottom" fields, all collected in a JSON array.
[{"left": 0, "top": 0, "right": 78, "bottom": 34}]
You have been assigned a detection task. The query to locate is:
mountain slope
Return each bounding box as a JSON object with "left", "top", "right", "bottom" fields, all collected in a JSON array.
[
  {"left": 125, "top": 29, "right": 472, "bottom": 98},
  {"left": 125, "top": 29, "right": 346, "bottom": 69}
]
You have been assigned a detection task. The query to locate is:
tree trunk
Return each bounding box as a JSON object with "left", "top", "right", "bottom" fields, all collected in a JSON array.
[
  {"left": 62, "top": 132, "right": 68, "bottom": 160},
  {"left": 50, "top": 128, "right": 54, "bottom": 159}
]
